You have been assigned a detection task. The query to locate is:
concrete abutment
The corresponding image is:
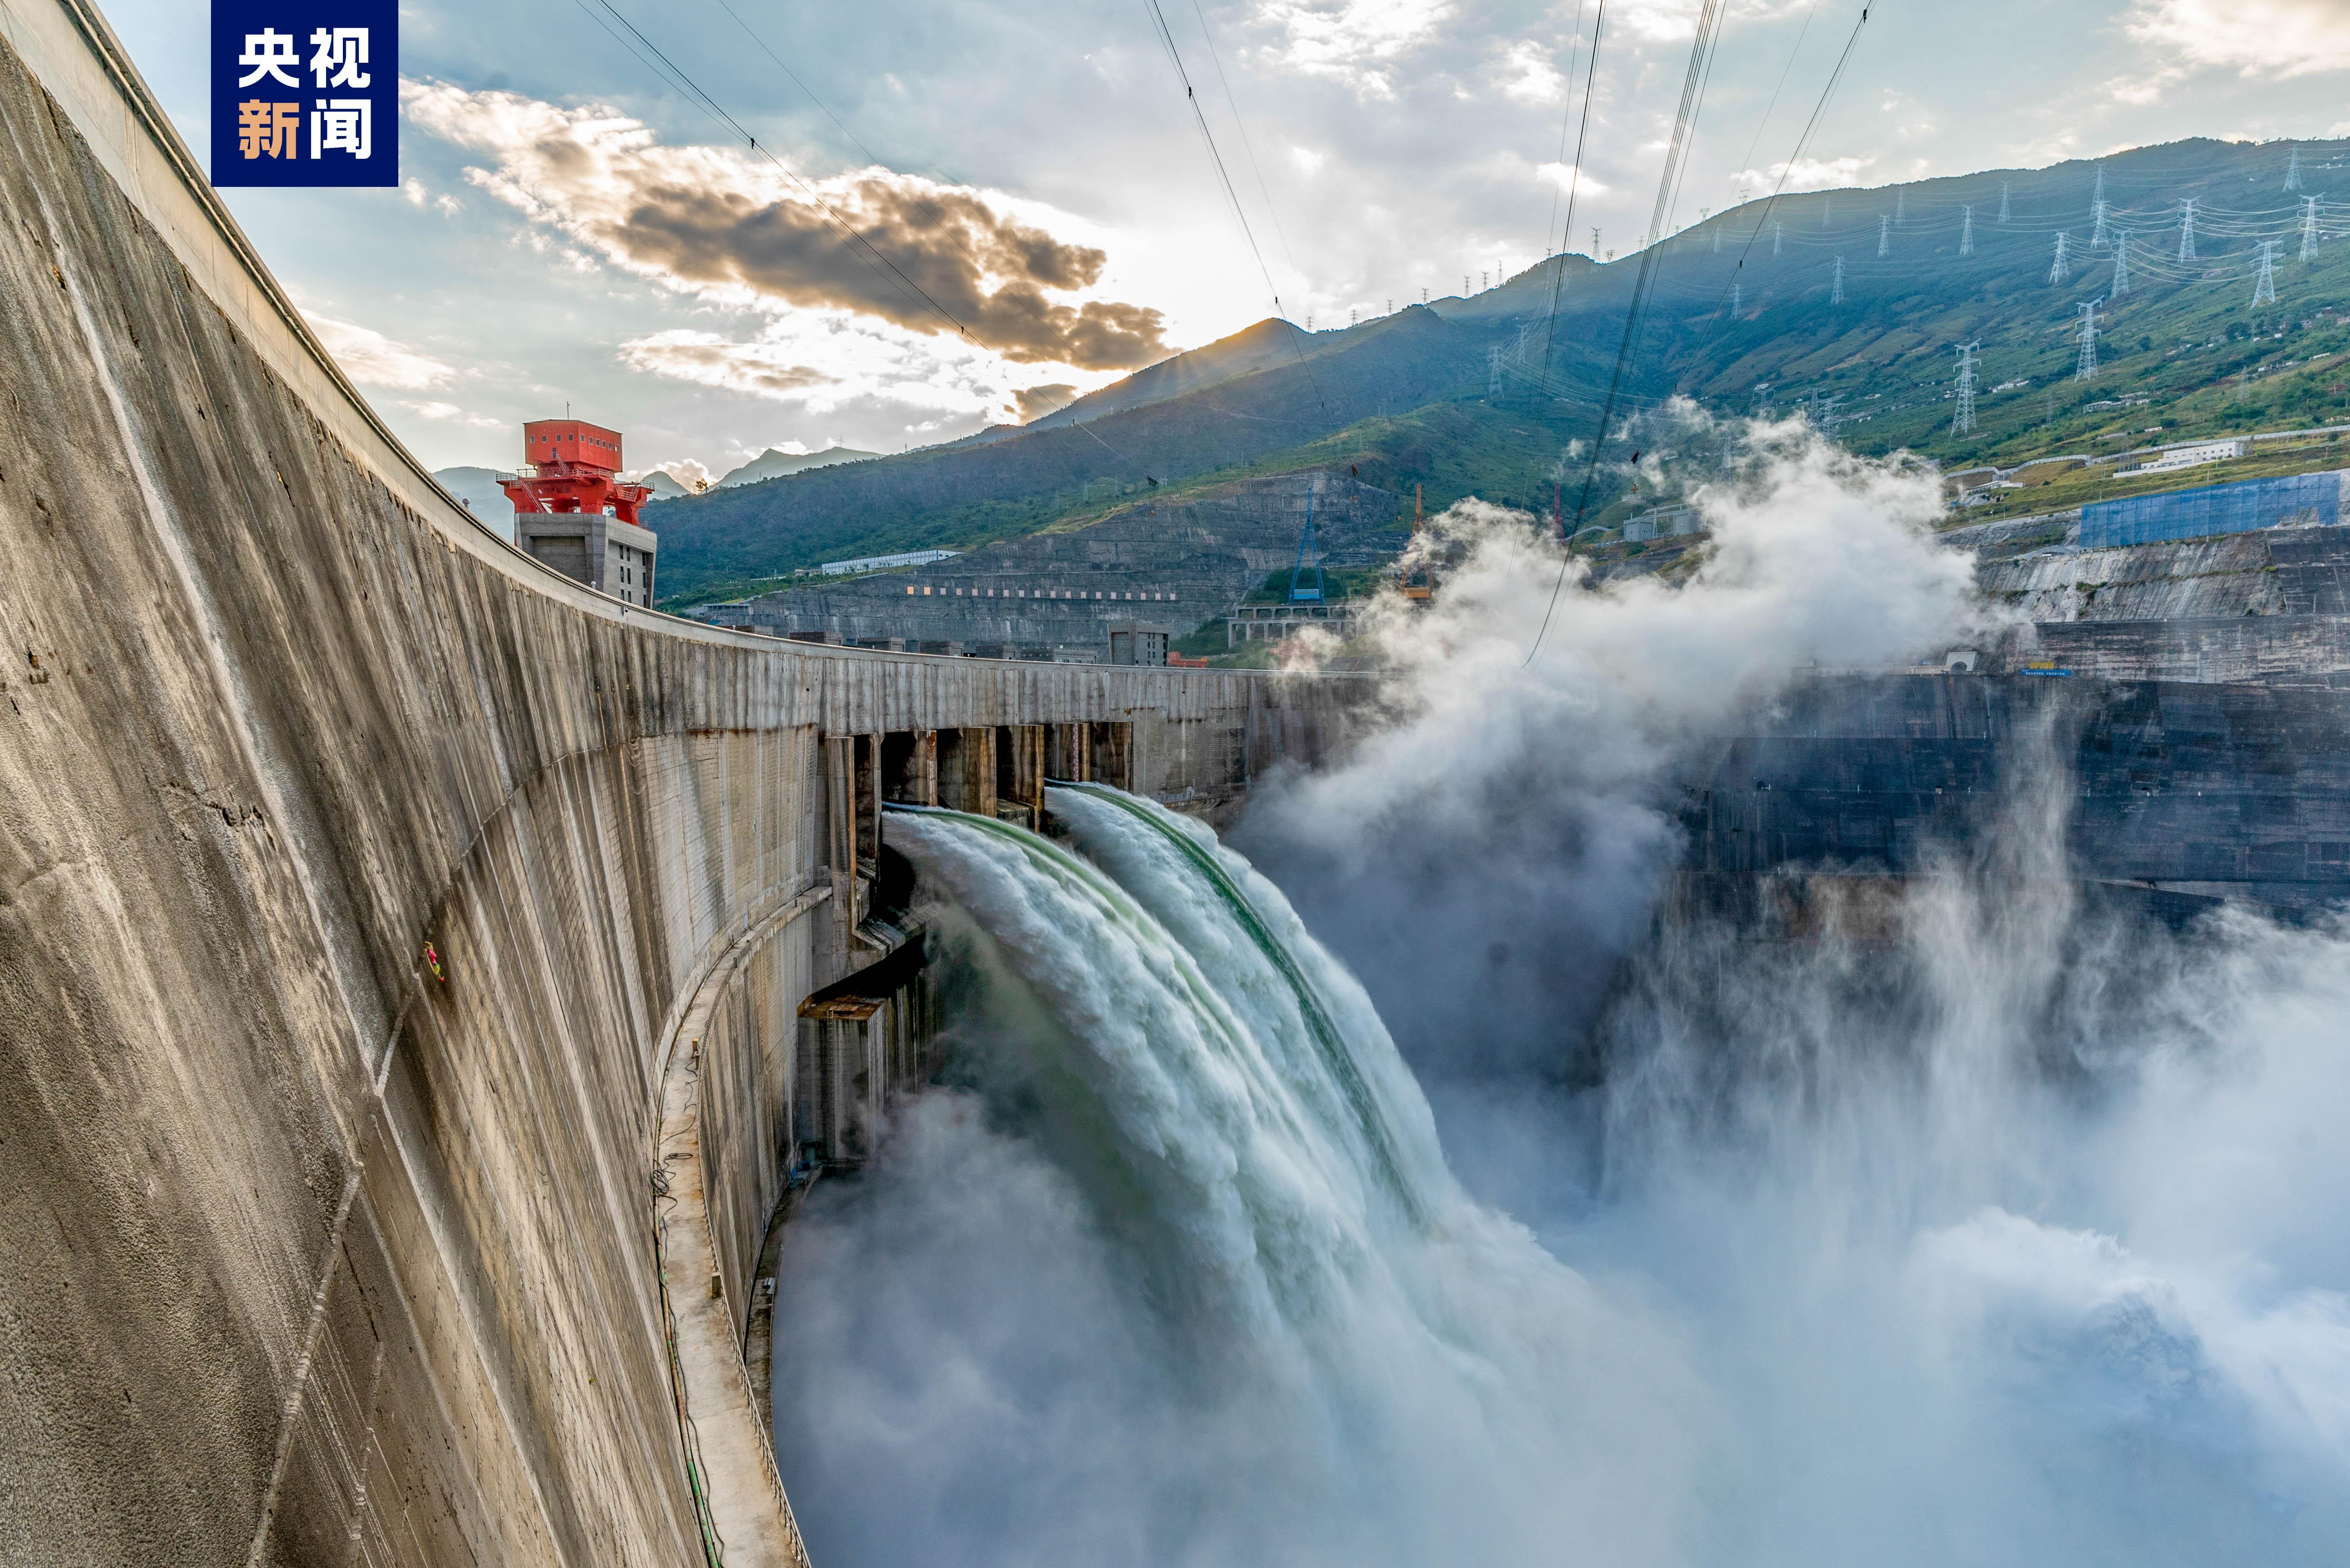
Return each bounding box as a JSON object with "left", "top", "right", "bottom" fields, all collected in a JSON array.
[{"left": 0, "top": 3, "right": 1372, "bottom": 1560}]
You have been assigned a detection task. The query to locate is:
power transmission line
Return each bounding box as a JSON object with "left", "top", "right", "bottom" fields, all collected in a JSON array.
[
  {"left": 1135, "top": 0, "right": 1330, "bottom": 416},
  {"left": 571, "top": 0, "right": 980, "bottom": 344},
  {"left": 1525, "top": 0, "right": 1741, "bottom": 666}
]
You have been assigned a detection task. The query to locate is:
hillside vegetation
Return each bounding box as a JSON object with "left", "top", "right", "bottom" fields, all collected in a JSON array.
[{"left": 653, "top": 136, "right": 2350, "bottom": 608}]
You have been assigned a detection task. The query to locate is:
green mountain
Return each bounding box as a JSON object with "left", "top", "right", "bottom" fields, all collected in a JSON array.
[
  {"left": 651, "top": 135, "right": 2350, "bottom": 608},
  {"left": 714, "top": 445, "right": 882, "bottom": 488}
]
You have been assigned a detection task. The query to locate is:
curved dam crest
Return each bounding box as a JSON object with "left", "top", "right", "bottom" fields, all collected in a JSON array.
[{"left": 0, "top": 2, "right": 1365, "bottom": 1560}]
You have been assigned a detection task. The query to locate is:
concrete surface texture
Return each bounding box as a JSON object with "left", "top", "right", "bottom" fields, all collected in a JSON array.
[{"left": 0, "top": 2, "right": 1364, "bottom": 1561}]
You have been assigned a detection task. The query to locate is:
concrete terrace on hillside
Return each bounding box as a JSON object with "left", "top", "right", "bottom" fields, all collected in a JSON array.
[{"left": 708, "top": 472, "right": 1406, "bottom": 656}]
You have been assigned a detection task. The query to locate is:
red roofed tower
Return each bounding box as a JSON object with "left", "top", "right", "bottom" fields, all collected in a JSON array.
[{"left": 500, "top": 418, "right": 660, "bottom": 605}]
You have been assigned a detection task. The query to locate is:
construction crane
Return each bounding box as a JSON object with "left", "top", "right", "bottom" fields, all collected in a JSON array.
[{"left": 1401, "top": 484, "right": 1433, "bottom": 603}]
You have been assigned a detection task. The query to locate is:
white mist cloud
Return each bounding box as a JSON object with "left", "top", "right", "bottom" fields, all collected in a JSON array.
[
  {"left": 2127, "top": 0, "right": 2350, "bottom": 78},
  {"left": 1256, "top": 0, "right": 1453, "bottom": 97},
  {"left": 305, "top": 310, "right": 456, "bottom": 389}
]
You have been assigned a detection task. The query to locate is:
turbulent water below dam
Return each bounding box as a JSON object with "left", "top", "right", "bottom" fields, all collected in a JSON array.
[
  {"left": 770, "top": 782, "right": 2350, "bottom": 1567},
  {"left": 768, "top": 425, "right": 2350, "bottom": 1566}
]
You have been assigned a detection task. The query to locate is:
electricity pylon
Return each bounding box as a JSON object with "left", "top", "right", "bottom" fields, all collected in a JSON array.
[
  {"left": 2285, "top": 144, "right": 2302, "bottom": 193},
  {"left": 2112, "top": 231, "right": 2133, "bottom": 295},
  {"left": 1878, "top": 214, "right": 1890, "bottom": 257},
  {"left": 1773, "top": 221, "right": 1783, "bottom": 256},
  {"left": 2049, "top": 231, "right": 2071, "bottom": 284},
  {"left": 1998, "top": 181, "right": 2010, "bottom": 222},
  {"left": 1952, "top": 341, "right": 1980, "bottom": 436},
  {"left": 2302, "top": 197, "right": 2322, "bottom": 261},
  {"left": 1960, "top": 205, "right": 1974, "bottom": 256},
  {"left": 2178, "top": 198, "right": 2198, "bottom": 262},
  {"left": 2075, "top": 299, "right": 2100, "bottom": 381},
  {"left": 2092, "top": 199, "right": 2109, "bottom": 248},
  {"left": 1831, "top": 254, "right": 1845, "bottom": 304},
  {"left": 2253, "top": 240, "right": 2278, "bottom": 307}
]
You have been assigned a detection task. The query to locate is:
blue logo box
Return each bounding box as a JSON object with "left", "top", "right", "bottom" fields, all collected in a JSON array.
[{"left": 211, "top": 0, "right": 397, "bottom": 187}]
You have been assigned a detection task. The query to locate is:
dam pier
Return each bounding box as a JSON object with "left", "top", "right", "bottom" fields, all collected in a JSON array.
[{"left": 0, "top": 3, "right": 1358, "bottom": 1560}]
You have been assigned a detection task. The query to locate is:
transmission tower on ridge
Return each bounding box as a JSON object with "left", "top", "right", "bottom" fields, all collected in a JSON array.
[
  {"left": 2253, "top": 240, "right": 2279, "bottom": 307},
  {"left": 1960, "top": 205, "right": 1975, "bottom": 256},
  {"left": 1488, "top": 344, "right": 1506, "bottom": 396},
  {"left": 2285, "top": 144, "right": 2303, "bottom": 193},
  {"left": 2113, "top": 231, "right": 2134, "bottom": 295},
  {"left": 2092, "top": 199, "right": 2109, "bottom": 248},
  {"left": 2075, "top": 299, "right": 2101, "bottom": 381},
  {"left": 2302, "top": 197, "right": 2322, "bottom": 261},
  {"left": 2178, "top": 198, "right": 2198, "bottom": 262},
  {"left": 1999, "top": 181, "right": 2011, "bottom": 222},
  {"left": 1831, "top": 254, "right": 1846, "bottom": 304},
  {"left": 1878, "top": 214, "right": 1891, "bottom": 257},
  {"left": 2049, "top": 231, "right": 2072, "bottom": 283},
  {"left": 1952, "top": 341, "right": 1981, "bottom": 436}
]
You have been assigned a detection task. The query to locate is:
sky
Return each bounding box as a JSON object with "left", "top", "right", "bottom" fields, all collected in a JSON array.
[{"left": 100, "top": 0, "right": 2350, "bottom": 485}]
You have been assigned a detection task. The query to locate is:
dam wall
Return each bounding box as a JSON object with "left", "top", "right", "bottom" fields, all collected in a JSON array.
[
  {"left": 0, "top": 4, "right": 1366, "bottom": 1562},
  {"left": 1678, "top": 673, "right": 2350, "bottom": 911}
]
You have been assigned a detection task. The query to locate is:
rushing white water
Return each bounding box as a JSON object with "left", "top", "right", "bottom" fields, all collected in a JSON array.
[
  {"left": 774, "top": 788, "right": 1708, "bottom": 1566},
  {"left": 774, "top": 779, "right": 2350, "bottom": 1566}
]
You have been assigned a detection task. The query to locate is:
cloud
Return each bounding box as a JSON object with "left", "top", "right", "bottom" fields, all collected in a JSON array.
[
  {"left": 1257, "top": 0, "right": 1452, "bottom": 97},
  {"left": 618, "top": 333, "right": 837, "bottom": 400},
  {"left": 1729, "top": 155, "right": 1872, "bottom": 199},
  {"left": 1614, "top": 0, "right": 1811, "bottom": 43},
  {"left": 305, "top": 311, "right": 456, "bottom": 389},
  {"left": 393, "top": 399, "right": 504, "bottom": 430},
  {"left": 617, "top": 316, "right": 1029, "bottom": 417},
  {"left": 1497, "top": 40, "right": 1567, "bottom": 103},
  {"left": 1537, "top": 163, "right": 1613, "bottom": 198},
  {"left": 1012, "top": 382, "right": 1078, "bottom": 422},
  {"left": 2126, "top": 0, "right": 2350, "bottom": 78},
  {"left": 400, "top": 81, "right": 1169, "bottom": 371},
  {"left": 628, "top": 458, "right": 713, "bottom": 490}
]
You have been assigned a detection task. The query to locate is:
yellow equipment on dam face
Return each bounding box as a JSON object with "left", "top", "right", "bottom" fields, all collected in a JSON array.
[
  {"left": 1401, "top": 485, "right": 1435, "bottom": 603},
  {"left": 0, "top": 1, "right": 1374, "bottom": 1560}
]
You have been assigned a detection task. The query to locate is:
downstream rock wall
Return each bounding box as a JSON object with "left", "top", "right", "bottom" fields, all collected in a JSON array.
[
  {"left": 0, "top": 5, "right": 1366, "bottom": 1562},
  {"left": 1679, "top": 673, "right": 2350, "bottom": 910}
]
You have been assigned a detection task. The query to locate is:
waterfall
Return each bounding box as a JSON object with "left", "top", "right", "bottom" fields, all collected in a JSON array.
[
  {"left": 777, "top": 789, "right": 1702, "bottom": 1567},
  {"left": 777, "top": 785, "right": 2350, "bottom": 1568}
]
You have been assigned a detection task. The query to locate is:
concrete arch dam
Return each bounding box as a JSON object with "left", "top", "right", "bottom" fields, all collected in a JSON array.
[{"left": 0, "top": 4, "right": 1365, "bottom": 1561}]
